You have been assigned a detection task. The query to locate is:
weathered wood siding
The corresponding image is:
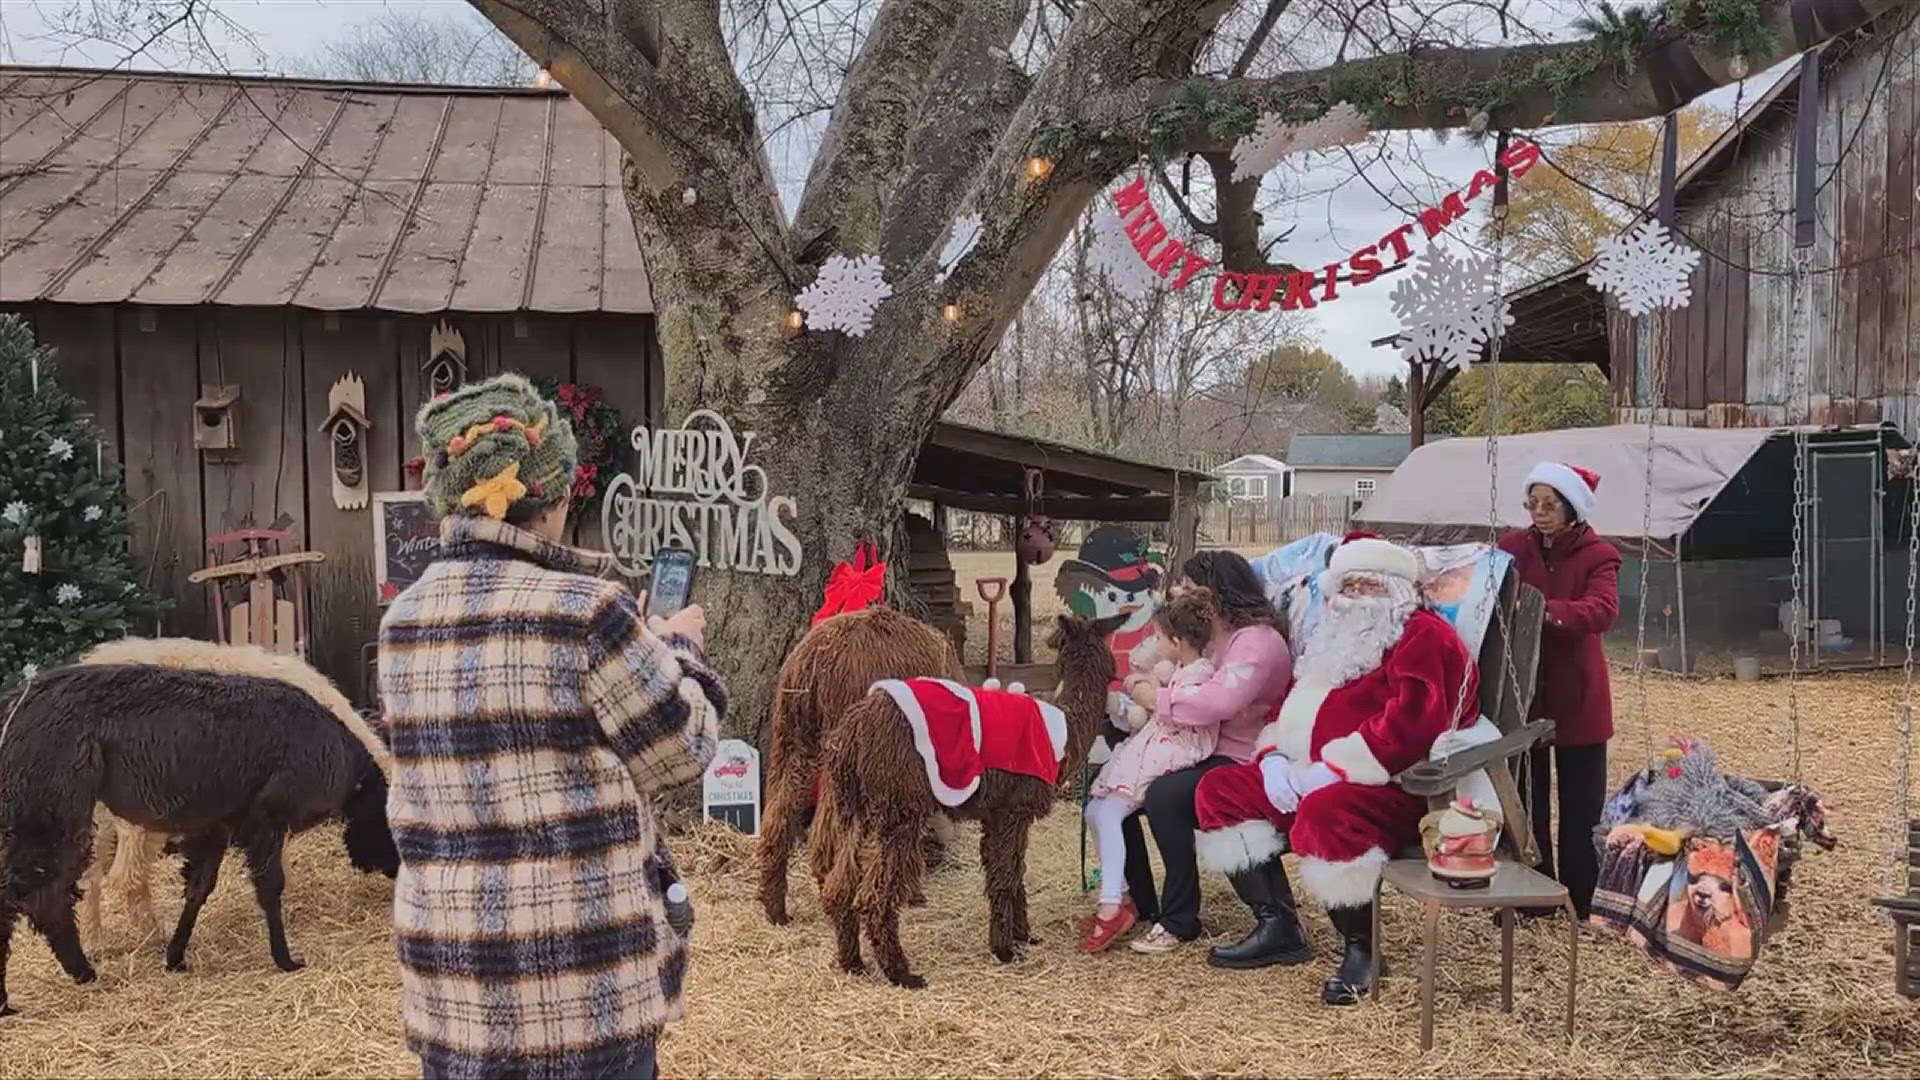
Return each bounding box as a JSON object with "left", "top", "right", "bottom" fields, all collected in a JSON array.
[
  {"left": 1612, "top": 25, "right": 1919, "bottom": 431},
  {"left": 8, "top": 302, "right": 660, "bottom": 702}
]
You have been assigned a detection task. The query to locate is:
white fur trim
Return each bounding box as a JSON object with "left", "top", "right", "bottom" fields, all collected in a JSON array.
[
  {"left": 1525, "top": 461, "right": 1596, "bottom": 520},
  {"left": 1328, "top": 538, "right": 1419, "bottom": 584},
  {"left": 1007, "top": 681, "right": 1026, "bottom": 695},
  {"left": 1036, "top": 700, "right": 1069, "bottom": 761},
  {"left": 1264, "top": 681, "right": 1332, "bottom": 764},
  {"left": 1300, "top": 847, "right": 1389, "bottom": 909},
  {"left": 872, "top": 679, "right": 981, "bottom": 807},
  {"left": 1320, "top": 731, "right": 1392, "bottom": 786},
  {"left": 1195, "top": 820, "right": 1285, "bottom": 875},
  {"left": 80, "top": 636, "right": 391, "bottom": 779}
]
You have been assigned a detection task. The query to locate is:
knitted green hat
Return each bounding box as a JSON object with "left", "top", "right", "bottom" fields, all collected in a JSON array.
[{"left": 415, "top": 373, "right": 578, "bottom": 523}]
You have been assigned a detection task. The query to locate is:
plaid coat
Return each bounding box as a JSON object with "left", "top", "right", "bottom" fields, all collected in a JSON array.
[{"left": 378, "top": 516, "right": 723, "bottom": 1078}]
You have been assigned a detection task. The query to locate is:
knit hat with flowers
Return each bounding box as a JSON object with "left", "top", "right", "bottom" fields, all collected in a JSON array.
[{"left": 415, "top": 373, "right": 578, "bottom": 523}]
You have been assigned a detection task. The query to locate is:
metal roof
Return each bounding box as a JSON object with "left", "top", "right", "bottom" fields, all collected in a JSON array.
[
  {"left": 0, "top": 66, "right": 651, "bottom": 314},
  {"left": 1287, "top": 433, "right": 1412, "bottom": 469},
  {"left": 1215, "top": 453, "right": 1288, "bottom": 473}
]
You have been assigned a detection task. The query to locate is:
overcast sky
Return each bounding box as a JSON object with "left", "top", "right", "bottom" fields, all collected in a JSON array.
[{"left": 1, "top": 0, "right": 1776, "bottom": 378}]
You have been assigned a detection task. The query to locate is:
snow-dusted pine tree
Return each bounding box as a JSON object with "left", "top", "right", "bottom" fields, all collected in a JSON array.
[{"left": 0, "top": 315, "right": 165, "bottom": 688}]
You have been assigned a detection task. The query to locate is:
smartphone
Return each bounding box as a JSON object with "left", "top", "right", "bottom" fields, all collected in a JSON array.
[{"left": 647, "top": 547, "right": 697, "bottom": 620}]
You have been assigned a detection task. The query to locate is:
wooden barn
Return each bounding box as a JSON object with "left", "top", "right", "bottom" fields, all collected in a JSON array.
[
  {"left": 0, "top": 66, "right": 1207, "bottom": 703},
  {"left": 0, "top": 66, "right": 663, "bottom": 699}
]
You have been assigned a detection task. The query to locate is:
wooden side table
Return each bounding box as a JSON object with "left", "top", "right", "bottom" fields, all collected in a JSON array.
[{"left": 1374, "top": 858, "right": 1578, "bottom": 1051}]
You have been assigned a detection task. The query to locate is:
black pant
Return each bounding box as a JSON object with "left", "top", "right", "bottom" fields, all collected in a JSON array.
[
  {"left": 1119, "top": 755, "right": 1234, "bottom": 940},
  {"left": 1522, "top": 742, "right": 1608, "bottom": 918}
]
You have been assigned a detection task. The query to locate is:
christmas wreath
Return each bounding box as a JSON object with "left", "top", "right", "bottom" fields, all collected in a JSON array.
[{"left": 532, "top": 378, "right": 624, "bottom": 503}]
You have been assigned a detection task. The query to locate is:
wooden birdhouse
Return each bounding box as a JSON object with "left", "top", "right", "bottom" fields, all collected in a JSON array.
[
  {"left": 426, "top": 320, "right": 467, "bottom": 396},
  {"left": 193, "top": 384, "right": 241, "bottom": 453},
  {"left": 319, "top": 373, "right": 372, "bottom": 510}
]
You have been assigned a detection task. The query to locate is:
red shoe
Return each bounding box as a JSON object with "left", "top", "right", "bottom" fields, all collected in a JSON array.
[{"left": 1079, "top": 903, "right": 1138, "bottom": 954}]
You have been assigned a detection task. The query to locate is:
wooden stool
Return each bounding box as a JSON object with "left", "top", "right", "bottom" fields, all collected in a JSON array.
[{"left": 1374, "top": 858, "right": 1577, "bottom": 1051}]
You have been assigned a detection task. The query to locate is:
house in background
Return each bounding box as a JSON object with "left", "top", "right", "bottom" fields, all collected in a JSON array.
[
  {"left": 1287, "top": 433, "right": 1414, "bottom": 502},
  {"left": 1213, "top": 453, "right": 1291, "bottom": 505}
]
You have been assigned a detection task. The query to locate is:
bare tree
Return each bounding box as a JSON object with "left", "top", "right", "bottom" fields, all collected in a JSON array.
[{"left": 288, "top": 8, "right": 536, "bottom": 86}]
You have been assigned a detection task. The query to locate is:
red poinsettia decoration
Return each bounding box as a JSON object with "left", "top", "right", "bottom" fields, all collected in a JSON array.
[
  {"left": 571, "top": 462, "right": 599, "bottom": 500},
  {"left": 533, "top": 378, "right": 621, "bottom": 503},
  {"left": 811, "top": 543, "right": 886, "bottom": 626},
  {"left": 380, "top": 581, "right": 400, "bottom": 601}
]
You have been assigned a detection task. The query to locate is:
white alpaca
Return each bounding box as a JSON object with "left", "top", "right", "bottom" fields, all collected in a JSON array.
[{"left": 71, "top": 637, "right": 390, "bottom": 946}]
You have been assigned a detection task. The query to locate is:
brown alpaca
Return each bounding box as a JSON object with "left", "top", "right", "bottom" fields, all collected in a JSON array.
[
  {"left": 758, "top": 607, "right": 961, "bottom": 926},
  {"left": 808, "top": 612, "right": 1121, "bottom": 988}
]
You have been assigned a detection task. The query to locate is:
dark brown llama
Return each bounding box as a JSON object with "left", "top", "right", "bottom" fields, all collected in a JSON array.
[
  {"left": 757, "top": 606, "right": 961, "bottom": 926},
  {"left": 808, "top": 612, "right": 1121, "bottom": 988}
]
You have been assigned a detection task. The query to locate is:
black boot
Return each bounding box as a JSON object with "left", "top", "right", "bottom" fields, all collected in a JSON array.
[
  {"left": 1207, "top": 858, "right": 1313, "bottom": 969},
  {"left": 1322, "top": 904, "right": 1377, "bottom": 1005}
]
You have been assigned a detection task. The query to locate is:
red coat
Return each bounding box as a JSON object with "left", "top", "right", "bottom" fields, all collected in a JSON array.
[{"left": 1497, "top": 523, "right": 1621, "bottom": 747}]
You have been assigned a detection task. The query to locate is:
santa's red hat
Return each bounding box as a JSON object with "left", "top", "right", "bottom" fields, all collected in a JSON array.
[
  {"left": 1524, "top": 461, "right": 1600, "bottom": 521},
  {"left": 1326, "top": 531, "right": 1420, "bottom": 585}
]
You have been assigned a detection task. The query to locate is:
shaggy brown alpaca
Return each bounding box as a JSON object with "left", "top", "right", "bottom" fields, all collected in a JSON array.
[
  {"left": 808, "top": 612, "right": 1121, "bottom": 988},
  {"left": 758, "top": 606, "right": 960, "bottom": 926}
]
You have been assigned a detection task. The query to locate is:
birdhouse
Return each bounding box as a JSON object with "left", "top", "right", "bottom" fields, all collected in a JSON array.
[
  {"left": 193, "top": 385, "right": 241, "bottom": 453},
  {"left": 318, "top": 374, "right": 372, "bottom": 510},
  {"left": 426, "top": 320, "right": 467, "bottom": 396}
]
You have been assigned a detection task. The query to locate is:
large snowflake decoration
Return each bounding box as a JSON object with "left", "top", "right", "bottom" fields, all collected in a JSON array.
[
  {"left": 1230, "top": 101, "right": 1369, "bottom": 181},
  {"left": 2, "top": 500, "right": 25, "bottom": 525},
  {"left": 55, "top": 582, "right": 82, "bottom": 605},
  {"left": 795, "top": 254, "right": 894, "bottom": 337},
  {"left": 1088, "top": 204, "right": 1162, "bottom": 301},
  {"left": 1390, "top": 244, "right": 1514, "bottom": 372},
  {"left": 47, "top": 436, "right": 74, "bottom": 461},
  {"left": 83, "top": 505, "right": 103, "bottom": 522},
  {"left": 935, "top": 213, "right": 982, "bottom": 282},
  {"left": 1587, "top": 219, "right": 1701, "bottom": 316}
]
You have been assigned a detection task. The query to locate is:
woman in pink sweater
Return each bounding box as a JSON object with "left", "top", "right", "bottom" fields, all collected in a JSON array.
[{"left": 1118, "top": 551, "right": 1293, "bottom": 955}]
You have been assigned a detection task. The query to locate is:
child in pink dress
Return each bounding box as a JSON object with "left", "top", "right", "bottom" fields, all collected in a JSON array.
[{"left": 1080, "top": 589, "right": 1221, "bottom": 952}]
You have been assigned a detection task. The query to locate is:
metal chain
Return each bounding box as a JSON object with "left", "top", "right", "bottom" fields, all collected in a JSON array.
[
  {"left": 1892, "top": 434, "right": 1919, "bottom": 895},
  {"left": 1631, "top": 318, "right": 1665, "bottom": 765},
  {"left": 1785, "top": 245, "right": 1813, "bottom": 783}
]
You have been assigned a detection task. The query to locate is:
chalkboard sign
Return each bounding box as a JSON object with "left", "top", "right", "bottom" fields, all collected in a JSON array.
[{"left": 373, "top": 491, "right": 441, "bottom": 604}]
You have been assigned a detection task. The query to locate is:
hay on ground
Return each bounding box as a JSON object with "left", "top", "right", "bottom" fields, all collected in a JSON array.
[{"left": 4, "top": 673, "right": 1918, "bottom": 1078}]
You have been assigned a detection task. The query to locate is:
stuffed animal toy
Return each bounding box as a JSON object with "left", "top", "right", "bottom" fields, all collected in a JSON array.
[{"left": 1112, "top": 635, "right": 1172, "bottom": 734}]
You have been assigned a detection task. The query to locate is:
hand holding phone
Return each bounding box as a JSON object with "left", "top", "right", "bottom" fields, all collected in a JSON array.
[{"left": 646, "top": 547, "right": 697, "bottom": 619}]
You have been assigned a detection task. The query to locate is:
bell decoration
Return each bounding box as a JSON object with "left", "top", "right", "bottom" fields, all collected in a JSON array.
[
  {"left": 1419, "top": 796, "right": 1502, "bottom": 888},
  {"left": 1016, "top": 514, "right": 1058, "bottom": 565}
]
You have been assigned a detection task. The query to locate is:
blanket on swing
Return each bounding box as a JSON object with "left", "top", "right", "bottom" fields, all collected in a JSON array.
[{"left": 1590, "top": 824, "right": 1785, "bottom": 992}]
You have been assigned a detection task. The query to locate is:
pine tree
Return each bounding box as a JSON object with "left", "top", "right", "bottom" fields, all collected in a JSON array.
[{"left": 0, "top": 315, "right": 165, "bottom": 688}]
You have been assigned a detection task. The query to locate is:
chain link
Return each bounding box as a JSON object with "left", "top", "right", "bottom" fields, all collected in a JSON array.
[
  {"left": 1630, "top": 316, "right": 1665, "bottom": 765},
  {"left": 1784, "top": 246, "right": 1813, "bottom": 783},
  {"left": 1893, "top": 433, "right": 1919, "bottom": 895}
]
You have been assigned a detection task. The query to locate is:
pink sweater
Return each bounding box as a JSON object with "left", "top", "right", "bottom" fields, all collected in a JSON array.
[{"left": 1162, "top": 623, "right": 1292, "bottom": 763}]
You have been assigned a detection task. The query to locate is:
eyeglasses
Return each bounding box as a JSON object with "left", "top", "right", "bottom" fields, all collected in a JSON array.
[{"left": 1523, "top": 498, "right": 1564, "bottom": 512}]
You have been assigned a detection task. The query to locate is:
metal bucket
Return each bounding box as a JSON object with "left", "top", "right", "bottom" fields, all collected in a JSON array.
[{"left": 1733, "top": 656, "right": 1761, "bottom": 682}]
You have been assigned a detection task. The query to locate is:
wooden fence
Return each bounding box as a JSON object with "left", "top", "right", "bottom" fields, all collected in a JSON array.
[{"left": 1201, "top": 494, "right": 1357, "bottom": 547}]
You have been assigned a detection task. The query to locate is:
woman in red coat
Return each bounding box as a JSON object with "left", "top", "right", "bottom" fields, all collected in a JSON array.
[{"left": 1497, "top": 461, "right": 1621, "bottom": 918}]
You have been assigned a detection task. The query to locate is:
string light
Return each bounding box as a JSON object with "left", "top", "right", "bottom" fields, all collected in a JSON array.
[
  {"left": 1024, "top": 156, "right": 1054, "bottom": 181},
  {"left": 784, "top": 309, "right": 804, "bottom": 332},
  {"left": 942, "top": 303, "right": 961, "bottom": 323}
]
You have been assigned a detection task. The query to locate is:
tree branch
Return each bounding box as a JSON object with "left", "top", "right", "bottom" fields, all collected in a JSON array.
[
  {"left": 1092, "top": 0, "right": 1910, "bottom": 144},
  {"left": 793, "top": 0, "right": 970, "bottom": 256}
]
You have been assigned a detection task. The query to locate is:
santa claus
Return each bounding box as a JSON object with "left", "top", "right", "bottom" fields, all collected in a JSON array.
[{"left": 1192, "top": 532, "right": 1477, "bottom": 1005}]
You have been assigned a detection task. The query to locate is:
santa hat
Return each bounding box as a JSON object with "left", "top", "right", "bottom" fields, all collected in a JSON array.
[
  {"left": 1524, "top": 461, "right": 1600, "bottom": 521},
  {"left": 1325, "top": 530, "right": 1420, "bottom": 585}
]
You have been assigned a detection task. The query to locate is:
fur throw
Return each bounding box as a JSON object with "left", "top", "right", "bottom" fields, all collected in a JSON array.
[{"left": 1628, "top": 738, "right": 1773, "bottom": 838}]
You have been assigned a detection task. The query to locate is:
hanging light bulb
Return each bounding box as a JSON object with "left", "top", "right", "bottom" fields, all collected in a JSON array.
[
  {"left": 1024, "top": 155, "right": 1054, "bottom": 181},
  {"left": 1729, "top": 54, "right": 1750, "bottom": 80},
  {"left": 784, "top": 309, "right": 804, "bottom": 332},
  {"left": 942, "top": 303, "right": 961, "bottom": 323}
]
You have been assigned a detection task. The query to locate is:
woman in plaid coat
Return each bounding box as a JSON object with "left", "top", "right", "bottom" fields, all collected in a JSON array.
[{"left": 380, "top": 374, "right": 723, "bottom": 1080}]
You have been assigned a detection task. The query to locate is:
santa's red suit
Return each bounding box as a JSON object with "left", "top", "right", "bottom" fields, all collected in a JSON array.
[{"left": 1194, "top": 574, "right": 1478, "bottom": 911}]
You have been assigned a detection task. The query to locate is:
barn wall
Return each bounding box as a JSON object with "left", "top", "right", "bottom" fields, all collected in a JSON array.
[
  {"left": 1612, "top": 25, "right": 1918, "bottom": 432},
  {"left": 9, "top": 302, "right": 660, "bottom": 702}
]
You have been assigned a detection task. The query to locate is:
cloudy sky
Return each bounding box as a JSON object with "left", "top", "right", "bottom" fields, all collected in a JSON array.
[{"left": 0, "top": 0, "right": 1775, "bottom": 378}]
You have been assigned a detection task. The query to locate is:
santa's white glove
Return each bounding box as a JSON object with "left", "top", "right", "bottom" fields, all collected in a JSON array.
[
  {"left": 1290, "top": 760, "right": 1341, "bottom": 798},
  {"left": 1260, "top": 755, "right": 1304, "bottom": 813}
]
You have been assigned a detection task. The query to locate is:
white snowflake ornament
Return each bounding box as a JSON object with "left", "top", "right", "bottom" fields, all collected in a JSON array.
[
  {"left": 1588, "top": 219, "right": 1701, "bottom": 316},
  {"left": 936, "top": 213, "right": 982, "bottom": 282},
  {"left": 20, "top": 662, "right": 37, "bottom": 681},
  {"left": 1390, "top": 244, "right": 1514, "bottom": 373},
  {"left": 48, "top": 436, "right": 74, "bottom": 461},
  {"left": 55, "top": 582, "right": 81, "bottom": 605},
  {"left": 1230, "top": 101, "right": 1369, "bottom": 181},
  {"left": 83, "top": 505, "right": 103, "bottom": 522},
  {"left": 1088, "top": 204, "right": 1162, "bottom": 301},
  {"left": 2, "top": 500, "right": 25, "bottom": 525},
  {"left": 794, "top": 254, "right": 894, "bottom": 337}
]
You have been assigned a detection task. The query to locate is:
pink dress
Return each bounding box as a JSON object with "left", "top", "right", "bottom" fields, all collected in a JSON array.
[{"left": 1089, "top": 658, "right": 1219, "bottom": 809}]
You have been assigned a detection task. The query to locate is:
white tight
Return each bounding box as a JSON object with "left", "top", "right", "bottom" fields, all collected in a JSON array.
[{"left": 1084, "top": 796, "right": 1134, "bottom": 906}]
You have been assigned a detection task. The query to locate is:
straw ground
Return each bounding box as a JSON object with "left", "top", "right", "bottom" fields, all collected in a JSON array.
[{"left": 4, "top": 672, "right": 1918, "bottom": 1077}]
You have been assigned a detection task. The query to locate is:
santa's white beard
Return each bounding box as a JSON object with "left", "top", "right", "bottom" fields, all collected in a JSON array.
[{"left": 1295, "top": 575, "right": 1417, "bottom": 687}]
